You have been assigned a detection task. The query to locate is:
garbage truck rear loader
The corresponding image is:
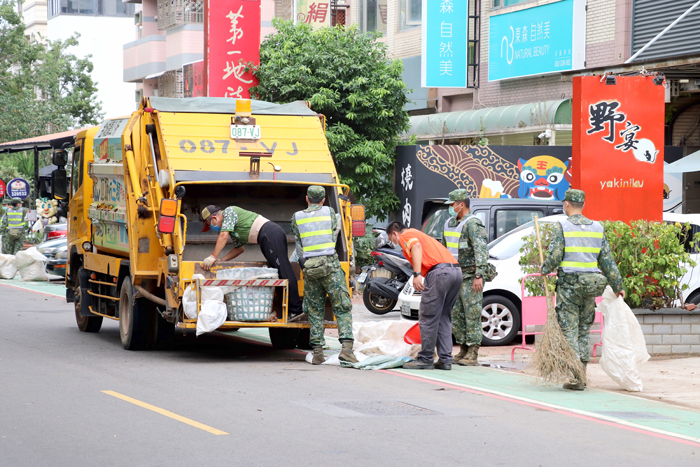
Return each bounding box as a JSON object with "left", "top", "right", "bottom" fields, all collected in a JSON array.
[{"left": 60, "top": 97, "right": 365, "bottom": 350}]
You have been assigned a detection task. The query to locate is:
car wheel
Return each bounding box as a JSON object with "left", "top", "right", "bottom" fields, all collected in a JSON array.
[{"left": 481, "top": 295, "right": 520, "bottom": 346}]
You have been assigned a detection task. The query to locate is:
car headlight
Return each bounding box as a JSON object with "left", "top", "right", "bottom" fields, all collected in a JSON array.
[
  {"left": 38, "top": 248, "right": 53, "bottom": 255},
  {"left": 55, "top": 250, "right": 68, "bottom": 260}
]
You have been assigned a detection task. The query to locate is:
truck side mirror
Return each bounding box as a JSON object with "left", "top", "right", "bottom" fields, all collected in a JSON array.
[
  {"left": 52, "top": 169, "right": 68, "bottom": 199},
  {"left": 52, "top": 149, "right": 68, "bottom": 167}
]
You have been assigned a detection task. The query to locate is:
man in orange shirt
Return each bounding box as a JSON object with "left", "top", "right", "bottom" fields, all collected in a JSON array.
[{"left": 386, "top": 222, "right": 463, "bottom": 370}]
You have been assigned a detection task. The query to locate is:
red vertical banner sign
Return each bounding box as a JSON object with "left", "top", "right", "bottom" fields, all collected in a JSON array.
[
  {"left": 572, "top": 76, "right": 665, "bottom": 223},
  {"left": 204, "top": 0, "right": 260, "bottom": 98}
]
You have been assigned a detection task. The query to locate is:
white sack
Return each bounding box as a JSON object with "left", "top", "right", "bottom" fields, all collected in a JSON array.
[
  {"left": 196, "top": 301, "right": 227, "bottom": 336},
  {"left": 15, "top": 247, "right": 49, "bottom": 282},
  {"left": 201, "top": 286, "right": 224, "bottom": 302},
  {"left": 0, "top": 254, "right": 17, "bottom": 279},
  {"left": 352, "top": 321, "right": 421, "bottom": 359},
  {"left": 182, "top": 286, "right": 198, "bottom": 319},
  {"left": 597, "top": 286, "right": 650, "bottom": 392}
]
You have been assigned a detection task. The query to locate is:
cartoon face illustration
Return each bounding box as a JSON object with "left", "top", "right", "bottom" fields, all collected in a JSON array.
[
  {"left": 517, "top": 155, "right": 570, "bottom": 201},
  {"left": 35, "top": 198, "right": 58, "bottom": 218}
]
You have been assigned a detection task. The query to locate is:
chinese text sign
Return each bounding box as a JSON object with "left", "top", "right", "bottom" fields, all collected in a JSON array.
[
  {"left": 205, "top": 0, "right": 260, "bottom": 98},
  {"left": 421, "top": 0, "right": 468, "bottom": 88},
  {"left": 296, "top": 1, "right": 331, "bottom": 29},
  {"left": 488, "top": 0, "right": 585, "bottom": 81},
  {"left": 572, "top": 76, "right": 665, "bottom": 223}
]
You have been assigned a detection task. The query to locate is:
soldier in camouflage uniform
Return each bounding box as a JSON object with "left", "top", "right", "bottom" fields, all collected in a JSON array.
[
  {"left": 291, "top": 186, "right": 357, "bottom": 365},
  {"left": 0, "top": 199, "right": 11, "bottom": 252},
  {"left": 542, "top": 189, "right": 625, "bottom": 390},
  {"left": 442, "top": 189, "right": 488, "bottom": 366},
  {"left": 2, "top": 199, "right": 27, "bottom": 255}
]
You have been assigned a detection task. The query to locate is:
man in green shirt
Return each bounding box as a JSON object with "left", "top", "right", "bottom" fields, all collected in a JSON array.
[{"left": 200, "top": 205, "right": 303, "bottom": 317}]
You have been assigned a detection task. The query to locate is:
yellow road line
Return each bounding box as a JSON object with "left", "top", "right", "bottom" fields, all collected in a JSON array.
[{"left": 102, "top": 390, "right": 228, "bottom": 435}]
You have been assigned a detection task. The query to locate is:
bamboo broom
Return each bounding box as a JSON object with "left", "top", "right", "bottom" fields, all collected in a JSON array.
[{"left": 532, "top": 216, "right": 587, "bottom": 385}]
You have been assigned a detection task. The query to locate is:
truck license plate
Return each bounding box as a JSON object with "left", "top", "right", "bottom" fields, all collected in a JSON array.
[{"left": 231, "top": 125, "right": 261, "bottom": 140}]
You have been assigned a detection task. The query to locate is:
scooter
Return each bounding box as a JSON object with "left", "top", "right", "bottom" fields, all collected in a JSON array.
[{"left": 357, "top": 230, "right": 414, "bottom": 315}]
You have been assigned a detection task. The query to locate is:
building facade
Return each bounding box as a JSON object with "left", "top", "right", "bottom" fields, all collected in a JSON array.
[
  {"left": 43, "top": 0, "right": 137, "bottom": 118},
  {"left": 350, "top": 0, "right": 700, "bottom": 152}
]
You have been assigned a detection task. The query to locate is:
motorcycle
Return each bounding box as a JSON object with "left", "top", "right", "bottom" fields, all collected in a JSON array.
[{"left": 356, "top": 230, "right": 414, "bottom": 315}]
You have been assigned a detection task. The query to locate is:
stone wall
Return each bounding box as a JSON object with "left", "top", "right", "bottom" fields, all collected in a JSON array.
[{"left": 635, "top": 310, "right": 700, "bottom": 355}]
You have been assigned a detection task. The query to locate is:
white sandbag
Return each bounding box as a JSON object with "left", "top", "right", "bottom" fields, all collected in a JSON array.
[
  {"left": 182, "top": 286, "right": 198, "bottom": 319},
  {"left": 15, "top": 247, "right": 49, "bottom": 282},
  {"left": 196, "top": 301, "right": 227, "bottom": 336},
  {"left": 352, "top": 321, "right": 421, "bottom": 359},
  {"left": 201, "top": 286, "right": 224, "bottom": 302},
  {"left": 0, "top": 254, "right": 17, "bottom": 279},
  {"left": 597, "top": 286, "right": 650, "bottom": 392}
]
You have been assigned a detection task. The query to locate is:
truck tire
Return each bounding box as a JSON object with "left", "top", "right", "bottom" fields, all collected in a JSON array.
[
  {"left": 295, "top": 328, "right": 312, "bottom": 350},
  {"left": 119, "top": 277, "right": 150, "bottom": 350},
  {"left": 74, "top": 283, "right": 103, "bottom": 333},
  {"left": 269, "top": 327, "right": 300, "bottom": 349},
  {"left": 151, "top": 311, "right": 175, "bottom": 350}
]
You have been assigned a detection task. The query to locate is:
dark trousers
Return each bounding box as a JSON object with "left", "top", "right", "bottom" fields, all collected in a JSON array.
[
  {"left": 258, "top": 221, "right": 303, "bottom": 315},
  {"left": 418, "top": 266, "right": 462, "bottom": 363}
]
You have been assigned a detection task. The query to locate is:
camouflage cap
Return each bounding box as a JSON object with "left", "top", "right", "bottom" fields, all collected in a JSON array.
[
  {"left": 307, "top": 185, "right": 326, "bottom": 201},
  {"left": 564, "top": 189, "right": 585, "bottom": 203},
  {"left": 1, "top": 198, "right": 10, "bottom": 205},
  {"left": 444, "top": 189, "right": 469, "bottom": 204},
  {"left": 11, "top": 198, "right": 21, "bottom": 204}
]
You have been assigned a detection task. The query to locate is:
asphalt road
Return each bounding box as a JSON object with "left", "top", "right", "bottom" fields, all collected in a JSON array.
[{"left": 1, "top": 284, "right": 698, "bottom": 467}]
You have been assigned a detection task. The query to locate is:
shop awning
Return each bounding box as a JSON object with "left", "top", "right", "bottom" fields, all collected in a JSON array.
[
  {"left": 405, "top": 99, "right": 572, "bottom": 140},
  {"left": 665, "top": 149, "right": 700, "bottom": 173},
  {"left": 0, "top": 128, "right": 88, "bottom": 154}
]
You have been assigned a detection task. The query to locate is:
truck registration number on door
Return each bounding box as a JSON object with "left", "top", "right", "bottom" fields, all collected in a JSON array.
[{"left": 231, "top": 125, "right": 261, "bottom": 140}]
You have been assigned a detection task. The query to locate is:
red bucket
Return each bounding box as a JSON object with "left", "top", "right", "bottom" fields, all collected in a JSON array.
[{"left": 404, "top": 323, "right": 421, "bottom": 345}]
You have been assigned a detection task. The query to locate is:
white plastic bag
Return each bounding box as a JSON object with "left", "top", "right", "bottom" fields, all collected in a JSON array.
[
  {"left": 182, "top": 274, "right": 204, "bottom": 319},
  {"left": 15, "top": 247, "right": 49, "bottom": 281},
  {"left": 597, "top": 286, "right": 650, "bottom": 392},
  {"left": 216, "top": 267, "right": 278, "bottom": 280},
  {"left": 0, "top": 254, "right": 17, "bottom": 279},
  {"left": 196, "top": 301, "right": 227, "bottom": 336},
  {"left": 352, "top": 321, "right": 421, "bottom": 359}
]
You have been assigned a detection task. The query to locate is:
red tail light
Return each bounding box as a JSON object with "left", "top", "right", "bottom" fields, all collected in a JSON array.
[
  {"left": 379, "top": 261, "right": 384, "bottom": 266},
  {"left": 48, "top": 230, "right": 67, "bottom": 239}
]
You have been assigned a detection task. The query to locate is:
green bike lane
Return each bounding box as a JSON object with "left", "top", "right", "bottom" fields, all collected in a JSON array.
[
  {"left": 5, "top": 278, "right": 699, "bottom": 447},
  {"left": 387, "top": 365, "right": 700, "bottom": 447}
]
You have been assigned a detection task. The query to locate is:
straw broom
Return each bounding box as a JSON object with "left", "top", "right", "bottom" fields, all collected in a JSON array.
[{"left": 532, "top": 216, "right": 587, "bottom": 385}]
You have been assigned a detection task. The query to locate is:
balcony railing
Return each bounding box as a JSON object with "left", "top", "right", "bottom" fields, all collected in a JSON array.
[{"left": 157, "top": 0, "right": 203, "bottom": 30}]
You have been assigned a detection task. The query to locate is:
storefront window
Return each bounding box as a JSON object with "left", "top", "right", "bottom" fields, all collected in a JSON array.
[
  {"left": 492, "top": 0, "right": 534, "bottom": 8},
  {"left": 400, "top": 0, "right": 421, "bottom": 30}
]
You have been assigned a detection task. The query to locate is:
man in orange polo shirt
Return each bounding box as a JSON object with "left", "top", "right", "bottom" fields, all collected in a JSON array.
[{"left": 386, "top": 222, "right": 463, "bottom": 370}]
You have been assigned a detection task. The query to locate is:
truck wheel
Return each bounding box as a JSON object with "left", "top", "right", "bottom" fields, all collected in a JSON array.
[
  {"left": 151, "top": 311, "right": 175, "bottom": 350},
  {"left": 74, "top": 284, "right": 102, "bottom": 333},
  {"left": 295, "top": 328, "right": 312, "bottom": 350},
  {"left": 119, "top": 277, "right": 150, "bottom": 350},
  {"left": 269, "top": 328, "right": 300, "bottom": 349}
]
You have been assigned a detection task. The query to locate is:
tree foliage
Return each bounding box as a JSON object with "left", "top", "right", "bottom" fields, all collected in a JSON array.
[
  {"left": 0, "top": 0, "right": 103, "bottom": 145},
  {"left": 250, "top": 19, "right": 411, "bottom": 220}
]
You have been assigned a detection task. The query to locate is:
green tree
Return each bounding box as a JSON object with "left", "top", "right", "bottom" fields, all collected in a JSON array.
[
  {"left": 0, "top": 0, "right": 103, "bottom": 145},
  {"left": 250, "top": 19, "right": 410, "bottom": 220}
]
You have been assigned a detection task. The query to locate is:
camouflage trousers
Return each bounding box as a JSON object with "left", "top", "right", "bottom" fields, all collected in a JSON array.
[
  {"left": 2, "top": 232, "right": 24, "bottom": 255},
  {"left": 555, "top": 278, "right": 597, "bottom": 363},
  {"left": 452, "top": 276, "right": 483, "bottom": 346},
  {"left": 303, "top": 262, "right": 353, "bottom": 347}
]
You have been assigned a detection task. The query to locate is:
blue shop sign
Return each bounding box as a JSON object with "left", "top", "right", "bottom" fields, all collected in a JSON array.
[
  {"left": 7, "top": 178, "right": 30, "bottom": 199},
  {"left": 488, "top": 0, "right": 586, "bottom": 81},
  {"left": 421, "top": 0, "right": 469, "bottom": 88}
]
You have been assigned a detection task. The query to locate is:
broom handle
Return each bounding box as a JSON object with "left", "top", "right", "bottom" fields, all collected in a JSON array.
[{"left": 533, "top": 216, "right": 552, "bottom": 300}]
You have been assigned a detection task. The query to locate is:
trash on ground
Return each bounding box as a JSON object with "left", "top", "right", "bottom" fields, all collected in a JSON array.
[
  {"left": 0, "top": 254, "right": 17, "bottom": 279},
  {"left": 15, "top": 247, "right": 49, "bottom": 281}
]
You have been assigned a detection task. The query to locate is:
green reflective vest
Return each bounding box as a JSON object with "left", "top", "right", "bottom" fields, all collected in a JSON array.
[
  {"left": 559, "top": 218, "right": 604, "bottom": 273},
  {"left": 294, "top": 206, "right": 335, "bottom": 259},
  {"left": 6, "top": 208, "right": 25, "bottom": 230},
  {"left": 443, "top": 215, "right": 474, "bottom": 259}
]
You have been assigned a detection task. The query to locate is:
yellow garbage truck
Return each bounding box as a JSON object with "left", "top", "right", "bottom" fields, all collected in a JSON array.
[{"left": 52, "top": 97, "right": 364, "bottom": 350}]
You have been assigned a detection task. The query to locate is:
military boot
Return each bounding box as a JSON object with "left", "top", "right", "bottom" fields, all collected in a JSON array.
[
  {"left": 338, "top": 340, "right": 359, "bottom": 364},
  {"left": 453, "top": 344, "right": 469, "bottom": 363},
  {"left": 312, "top": 346, "right": 325, "bottom": 365},
  {"left": 457, "top": 345, "right": 480, "bottom": 366}
]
